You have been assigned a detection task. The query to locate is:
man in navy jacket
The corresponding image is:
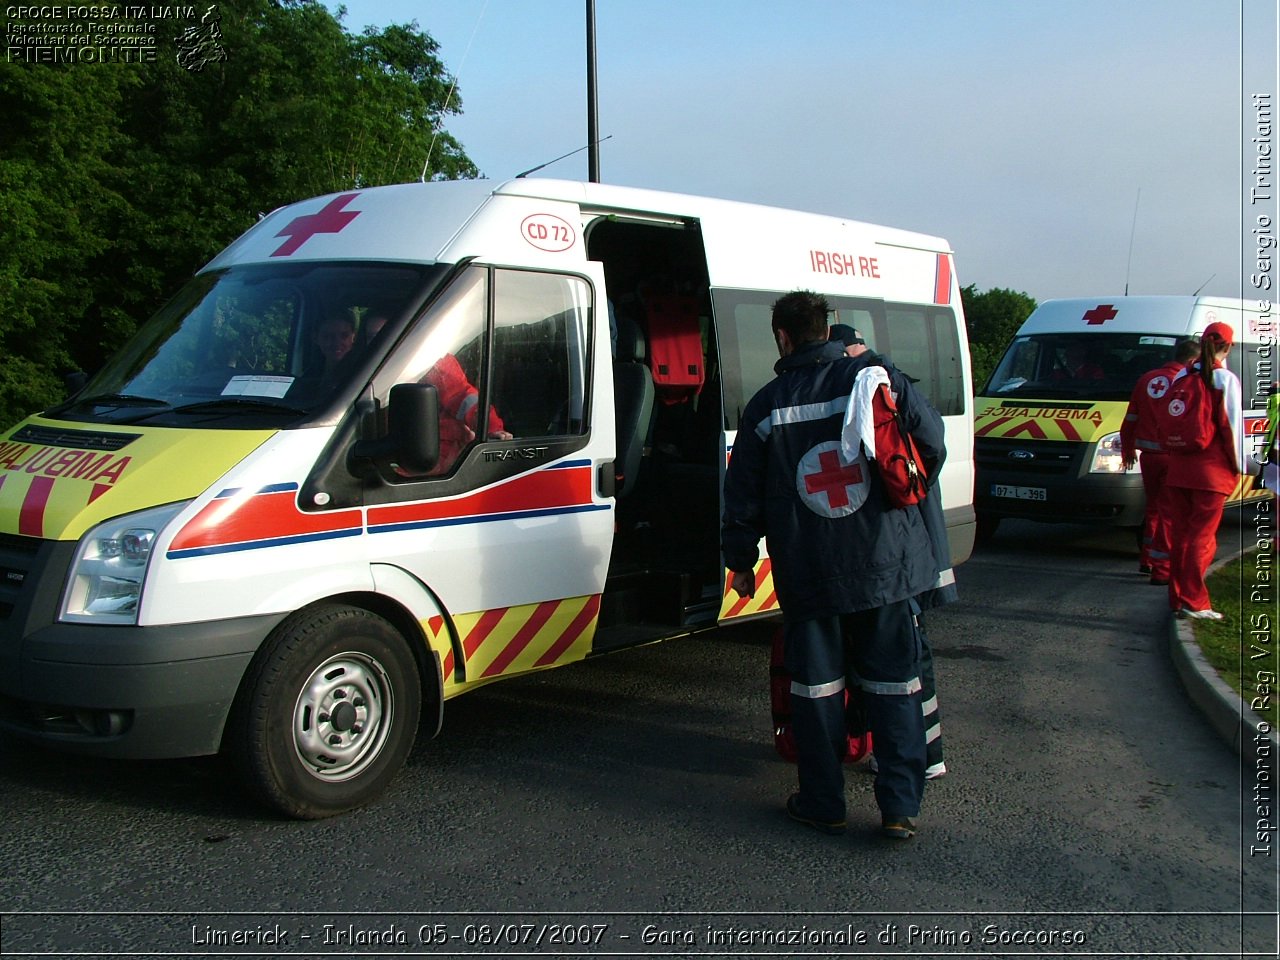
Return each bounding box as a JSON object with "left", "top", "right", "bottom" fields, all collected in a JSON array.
[{"left": 722, "top": 291, "right": 946, "bottom": 839}]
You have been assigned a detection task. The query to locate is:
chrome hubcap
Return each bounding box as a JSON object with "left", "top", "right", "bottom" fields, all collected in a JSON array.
[{"left": 292, "top": 652, "right": 394, "bottom": 782}]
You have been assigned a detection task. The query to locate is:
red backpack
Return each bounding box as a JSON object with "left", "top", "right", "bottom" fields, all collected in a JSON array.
[
  {"left": 870, "top": 380, "right": 928, "bottom": 507},
  {"left": 1159, "top": 367, "right": 1222, "bottom": 453}
]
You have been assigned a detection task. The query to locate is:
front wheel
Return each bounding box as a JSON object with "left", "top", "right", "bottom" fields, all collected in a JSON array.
[{"left": 228, "top": 604, "right": 422, "bottom": 819}]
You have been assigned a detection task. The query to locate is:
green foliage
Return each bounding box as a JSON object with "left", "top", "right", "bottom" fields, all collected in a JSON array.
[
  {"left": 0, "top": 0, "right": 477, "bottom": 430},
  {"left": 961, "top": 284, "right": 1038, "bottom": 390}
]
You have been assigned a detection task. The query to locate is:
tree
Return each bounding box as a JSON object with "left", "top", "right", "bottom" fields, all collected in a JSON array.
[
  {"left": 961, "top": 285, "right": 1038, "bottom": 390},
  {"left": 0, "top": 0, "right": 478, "bottom": 429},
  {"left": 0, "top": 60, "right": 136, "bottom": 428}
]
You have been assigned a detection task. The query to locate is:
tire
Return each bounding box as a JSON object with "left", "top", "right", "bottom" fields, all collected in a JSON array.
[{"left": 228, "top": 604, "right": 421, "bottom": 819}]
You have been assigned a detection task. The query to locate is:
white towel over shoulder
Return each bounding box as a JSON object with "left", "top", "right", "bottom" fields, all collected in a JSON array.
[{"left": 842, "top": 365, "right": 889, "bottom": 461}]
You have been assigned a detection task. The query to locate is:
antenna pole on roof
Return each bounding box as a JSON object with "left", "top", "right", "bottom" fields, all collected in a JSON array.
[
  {"left": 586, "top": 0, "right": 600, "bottom": 182},
  {"left": 1123, "top": 187, "right": 1141, "bottom": 295},
  {"left": 1192, "top": 274, "right": 1216, "bottom": 296},
  {"left": 516, "top": 136, "right": 612, "bottom": 179}
]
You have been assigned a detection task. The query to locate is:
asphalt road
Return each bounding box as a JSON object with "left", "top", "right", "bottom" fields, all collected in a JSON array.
[{"left": 0, "top": 514, "right": 1274, "bottom": 958}]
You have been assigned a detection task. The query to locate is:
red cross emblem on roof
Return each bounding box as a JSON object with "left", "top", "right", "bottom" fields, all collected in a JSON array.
[
  {"left": 1082, "top": 304, "right": 1118, "bottom": 325},
  {"left": 271, "top": 193, "right": 362, "bottom": 257}
]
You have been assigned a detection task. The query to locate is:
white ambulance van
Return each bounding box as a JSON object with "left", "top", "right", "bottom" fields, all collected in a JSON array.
[
  {"left": 0, "top": 179, "right": 974, "bottom": 817},
  {"left": 974, "top": 295, "right": 1272, "bottom": 538}
]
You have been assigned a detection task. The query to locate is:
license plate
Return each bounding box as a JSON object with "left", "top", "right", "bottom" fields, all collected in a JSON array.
[{"left": 991, "top": 484, "right": 1046, "bottom": 501}]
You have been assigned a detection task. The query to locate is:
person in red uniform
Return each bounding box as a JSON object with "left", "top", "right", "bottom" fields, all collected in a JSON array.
[
  {"left": 1164, "top": 322, "right": 1248, "bottom": 620},
  {"left": 422, "top": 353, "right": 512, "bottom": 475},
  {"left": 1120, "top": 339, "right": 1200, "bottom": 585},
  {"left": 1051, "top": 344, "right": 1105, "bottom": 380}
]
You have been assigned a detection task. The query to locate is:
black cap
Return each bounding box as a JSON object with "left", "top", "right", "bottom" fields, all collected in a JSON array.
[{"left": 829, "top": 323, "right": 865, "bottom": 347}]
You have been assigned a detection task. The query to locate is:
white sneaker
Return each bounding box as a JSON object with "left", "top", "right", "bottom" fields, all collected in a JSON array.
[{"left": 1180, "top": 608, "right": 1225, "bottom": 621}]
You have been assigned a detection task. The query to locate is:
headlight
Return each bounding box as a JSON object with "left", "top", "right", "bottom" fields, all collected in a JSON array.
[
  {"left": 1089, "top": 432, "right": 1139, "bottom": 475},
  {"left": 61, "top": 502, "right": 189, "bottom": 624}
]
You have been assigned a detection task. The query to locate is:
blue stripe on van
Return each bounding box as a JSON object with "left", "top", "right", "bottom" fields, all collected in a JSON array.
[
  {"left": 367, "top": 501, "right": 610, "bottom": 536},
  {"left": 166, "top": 526, "right": 363, "bottom": 559}
]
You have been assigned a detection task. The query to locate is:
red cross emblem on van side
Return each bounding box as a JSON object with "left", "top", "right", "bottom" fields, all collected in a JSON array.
[
  {"left": 804, "top": 450, "right": 864, "bottom": 509},
  {"left": 1083, "top": 304, "right": 1118, "bottom": 325},
  {"left": 271, "top": 193, "right": 361, "bottom": 257}
]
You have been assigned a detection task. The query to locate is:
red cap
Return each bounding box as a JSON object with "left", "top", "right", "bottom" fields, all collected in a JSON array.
[{"left": 1202, "top": 320, "right": 1234, "bottom": 346}]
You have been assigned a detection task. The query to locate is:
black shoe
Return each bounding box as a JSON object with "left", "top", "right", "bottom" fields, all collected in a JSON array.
[
  {"left": 880, "top": 816, "right": 917, "bottom": 839},
  {"left": 1138, "top": 564, "right": 1152, "bottom": 575},
  {"left": 1149, "top": 576, "right": 1169, "bottom": 586},
  {"left": 786, "top": 793, "right": 846, "bottom": 835}
]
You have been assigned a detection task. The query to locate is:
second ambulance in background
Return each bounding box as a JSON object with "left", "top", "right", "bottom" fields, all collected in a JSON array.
[{"left": 973, "top": 295, "right": 1271, "bottom": 540}]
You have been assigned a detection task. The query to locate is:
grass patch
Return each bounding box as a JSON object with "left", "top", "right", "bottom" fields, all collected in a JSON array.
[{"left": 1191, "top": 549, "right": 1278, "bottom": 731}]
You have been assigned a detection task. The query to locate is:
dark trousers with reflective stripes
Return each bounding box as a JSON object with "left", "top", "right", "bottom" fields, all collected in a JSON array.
[
  {"left": 784, "top": 599, "right": 926, "bottom": 822},
  {"left": 918, "top": 614, "right": 943, "bottom": 773}
]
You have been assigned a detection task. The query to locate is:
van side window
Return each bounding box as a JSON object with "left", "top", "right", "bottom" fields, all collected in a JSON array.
[
  {"left": 713, "top": 292, "right": 778, "bottom": 431},
  {"left": 490, "top": 270, "right": 591, "bottom": 438},
  {"left": 1238, "top": 342, "right": 1264, "bottom": 403},
  {"left": 380, "top": 266, "right": 498, "bottom": 478},
  {"left": 876, "top": 305, "right": 965, "bottom": 417},
  {"left": 717, "top": 289, "right": 966, "bottom": 429}
]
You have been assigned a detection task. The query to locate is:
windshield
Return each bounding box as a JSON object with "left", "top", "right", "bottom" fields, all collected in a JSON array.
[
  {"left": 982, "top": 332, "right": 1188, "bottom": 402},
  {"left": 53, "top": 262, "right": 442, "bottom": 427}
]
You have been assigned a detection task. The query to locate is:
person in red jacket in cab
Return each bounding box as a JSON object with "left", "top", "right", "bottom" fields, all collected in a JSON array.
[
  {"left": 1163, "top": 322, "right": 1249, "bottom": 620},
  {"left": 1120, "top": 338, "right": 1200, "bottom": 586},
  {"left": 422, "top": 353, "right": 513, "bottom": 475}
]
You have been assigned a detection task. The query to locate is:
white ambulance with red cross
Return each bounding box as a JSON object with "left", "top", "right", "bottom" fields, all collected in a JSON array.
[
  {"left": 0, "top": 179, "right": 973, "bottom": 818},
  {"left": 974, "top": 295, "right": 1272, "bottom": 539}
]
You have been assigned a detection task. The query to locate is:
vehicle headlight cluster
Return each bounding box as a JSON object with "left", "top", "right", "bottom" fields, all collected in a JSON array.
[
  {"left": 61, "top": 502, "right": 188, "bottom": 624},
  {"left": 1089, "top": 432, "right": 1138, "bottom": 475}
]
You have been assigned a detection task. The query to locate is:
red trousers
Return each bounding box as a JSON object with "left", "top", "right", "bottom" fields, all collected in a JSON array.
[
  {"left": 1139, "top": 453, "right": 1171, "bottom": 578},
  {"left": 1164, "top": 486, "right": 1227, "bottom": 612}
]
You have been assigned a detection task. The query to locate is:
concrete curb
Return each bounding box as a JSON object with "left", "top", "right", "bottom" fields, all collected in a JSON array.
[{"left": 1168, "top": 547, "right": 1279, "bottom": 755}]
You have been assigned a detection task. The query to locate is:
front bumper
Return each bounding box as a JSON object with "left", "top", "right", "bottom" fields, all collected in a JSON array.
[
  {"left": 0, "top": 533, "right": 284, "bottom": 758},
  {"left": 975, "top": 436, "right": 1145, "bottom": 526}
]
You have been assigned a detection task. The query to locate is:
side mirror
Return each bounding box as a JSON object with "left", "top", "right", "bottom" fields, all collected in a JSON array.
[{"left": 352, "top": 382, "right": 440, "bottom": 474}]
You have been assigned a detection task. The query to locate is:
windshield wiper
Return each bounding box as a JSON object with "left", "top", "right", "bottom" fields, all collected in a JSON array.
[
  {"left": 170, "top": 397, "right": 309, "bottom": 416},
  {"left": 70, "top": 393, "right": 171, "bottom": 408},
  {"left": 1010, "top": 385, "right": 1090, "bottom": 400}
]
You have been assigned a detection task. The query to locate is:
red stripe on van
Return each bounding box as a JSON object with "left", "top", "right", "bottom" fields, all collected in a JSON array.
[
  {"left": 1055, "top": 418, "right": 1083, "bottom": 441},
  {"left": 975, "top": 415, "right": 1017, "bottom": 438},
  {"left": 367, "top": 464, "right": 593, "bottom": 529},
  {"left": 19, "top": 477, "right": 54, "bottom": 538},
  {"left": 482, "top": 600, "right": 560, "bottom": 677},
  {"left": 535, "top": 595, "right": 601, "bottom": 666},
  {"left": 934, "top": 254, "right": 952, "bottom": 305},
  {"left": 170, "top": 487, "right": 361, "bottom": 553},
  {"left": 462, "top": 608, "right": 506, "bottom": 660}
]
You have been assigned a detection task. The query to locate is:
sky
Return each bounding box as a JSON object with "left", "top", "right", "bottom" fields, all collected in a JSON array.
[{"left": 326, "top": 0, "right": 1278, "bottom": 304}]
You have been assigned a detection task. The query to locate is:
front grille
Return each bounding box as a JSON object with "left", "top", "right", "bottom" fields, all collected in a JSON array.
[
  {"left": 975, "top": 437, "right": 1083, "bottom": 477},
  {"left": 0, "top": 533, "right": 43, "bottom": 623}
]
